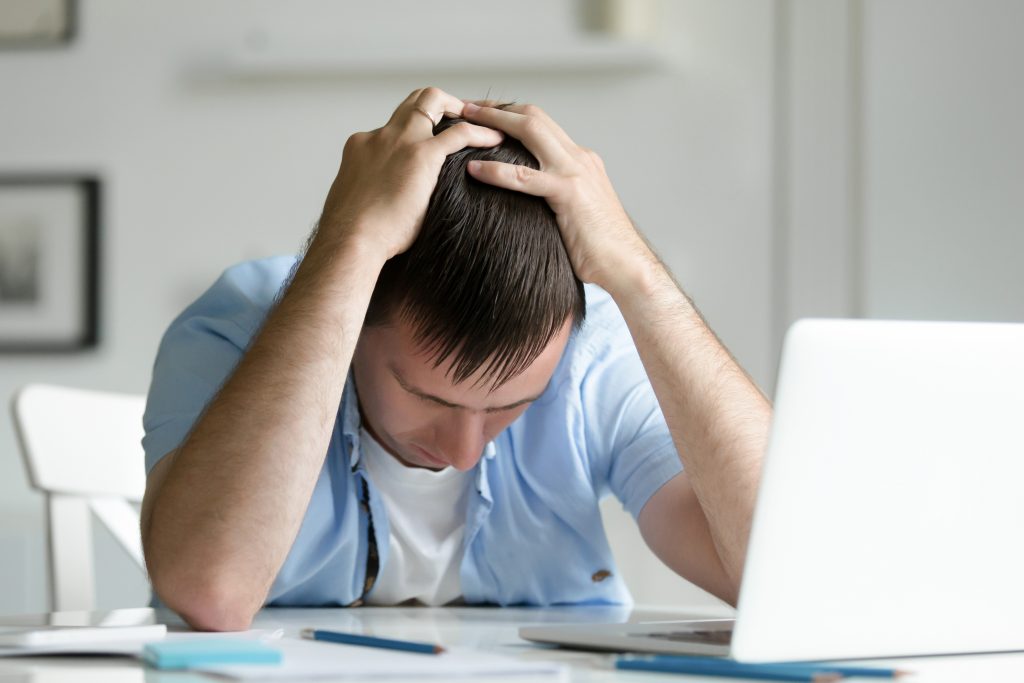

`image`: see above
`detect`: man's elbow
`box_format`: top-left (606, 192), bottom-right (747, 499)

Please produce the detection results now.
top-left (176, 596), bottom-right (257, 633)
top-left (151, 570), bottom-right (261, 632)
top-left (721, 585), bottom-right (741, 610)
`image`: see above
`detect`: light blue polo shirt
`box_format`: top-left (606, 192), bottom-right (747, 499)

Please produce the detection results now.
top-left (143, 256), bottom-right (683, 607)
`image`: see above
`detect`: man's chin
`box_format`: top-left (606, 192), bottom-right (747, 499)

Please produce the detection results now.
top-left (380, 443), bottom-right (422, 469)
top-left (363, 422), bottom-right (439, 469)
top-left (383, 440), bottom-right (447, 471)
top-left (404, 444), bottom-right (449, 470)
top-left (393, 450), bottom-right (427, 469)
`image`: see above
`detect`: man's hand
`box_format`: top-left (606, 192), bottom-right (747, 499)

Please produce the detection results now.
top-left (460, 102), bottom-right (653, 295)
top-left (319, 88), bottom-right (503, 261)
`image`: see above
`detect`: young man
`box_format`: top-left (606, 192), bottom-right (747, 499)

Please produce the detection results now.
top-left (140, 88), bottom-right (770, 631)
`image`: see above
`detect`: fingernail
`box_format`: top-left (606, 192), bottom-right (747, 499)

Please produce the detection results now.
top-left (467, 160), bottom-right (481, 172)
top-left (464, 102), bottom-right (480, 114)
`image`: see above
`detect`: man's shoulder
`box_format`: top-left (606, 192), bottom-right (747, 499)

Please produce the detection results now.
top-left (173, 255), bottom-right (299, 336)
top-left (213, 255), bottom-right (299, 311)
top-left (581, 283), bottom-right (621, 323)
top-left (574, 283), bottom-right (632, 358)
top-left (528, 284), bottom-right (636, 407)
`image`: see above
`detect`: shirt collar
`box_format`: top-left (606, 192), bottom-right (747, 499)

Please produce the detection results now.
top-left (341, 372), bottom-right (364, 470)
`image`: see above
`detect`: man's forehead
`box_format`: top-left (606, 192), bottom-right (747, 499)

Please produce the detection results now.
top-left (388, 313), bottom-right (571, 374)
top-left (375, 317), bottom-right (572, 402)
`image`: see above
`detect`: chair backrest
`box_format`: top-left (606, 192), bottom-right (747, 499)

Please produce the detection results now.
top-left (10, 383), bottom-right (148, 611)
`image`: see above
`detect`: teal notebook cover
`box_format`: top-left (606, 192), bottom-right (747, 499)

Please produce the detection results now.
top-left (142, 639), bottom-right (282, 669)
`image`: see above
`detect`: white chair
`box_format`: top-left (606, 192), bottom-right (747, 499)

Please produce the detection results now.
top-left (10, 383), bottom-right (148, 611)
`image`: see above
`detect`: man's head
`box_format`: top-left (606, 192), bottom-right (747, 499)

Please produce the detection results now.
top-left (353, 113), bottom-right (585, 471)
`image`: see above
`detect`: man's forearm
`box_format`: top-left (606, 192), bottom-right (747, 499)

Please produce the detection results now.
top-left (142, 229), bottom-right (386, 630)
top-left (607, 248), bottom-right (771, 591)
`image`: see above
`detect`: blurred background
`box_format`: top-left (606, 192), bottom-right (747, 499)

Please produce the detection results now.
top-left (0, 0), bottom-right (1021, 614)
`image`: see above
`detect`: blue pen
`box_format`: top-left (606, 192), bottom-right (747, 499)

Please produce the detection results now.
top-left (616, 654), bottom-right (841, 682)
top-left (617, 654), bottom-right (909, 681)
top-left (618, 655), bottom-right (909, 679)
top-left (301, 628), bottom-right (445, 655)
top-left (786, 663), bottom-right (910, 678)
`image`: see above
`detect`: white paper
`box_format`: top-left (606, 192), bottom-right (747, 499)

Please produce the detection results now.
top-left (0, 627), bottom-right (282, 658)
top-left (0, 624), bottom-right (167, 648)
top-left (197, 638), bottom-right (566, 680)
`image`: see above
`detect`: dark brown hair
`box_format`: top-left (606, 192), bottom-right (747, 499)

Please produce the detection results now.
top-left (364, 114), bottom-right (586, 389)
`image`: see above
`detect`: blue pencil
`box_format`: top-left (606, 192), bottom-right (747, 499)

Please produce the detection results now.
top-left (618, 655), bottom-right (909, 679)
top-left (300, 628), bottom-right (445, 655)
top-left (791, 663), bottom-right (909, 678)
top-left (610, 655), bottom-right (909, 679)
top-left (616, 655), bottom-right (841, 682)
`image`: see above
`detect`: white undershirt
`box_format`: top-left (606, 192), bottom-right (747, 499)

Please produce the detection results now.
top-left (361, 428), bottom-right (473, 606)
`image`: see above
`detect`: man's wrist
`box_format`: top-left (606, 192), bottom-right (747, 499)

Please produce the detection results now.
top-left (595, 238), bottom-right (663, 302)
top-left (309, 217), bottom-right (391, 272)
top-left (283, 221), bottom-right (391, 327)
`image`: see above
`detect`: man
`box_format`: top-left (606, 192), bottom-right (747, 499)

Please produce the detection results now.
top-left (140, 88), bottom-right (770, 631)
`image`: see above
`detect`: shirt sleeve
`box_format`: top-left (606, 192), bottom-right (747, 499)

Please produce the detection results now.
top-left (141, 257), bottom-right (294, 474)
top-left (578, 288), bottom-right (684, 520)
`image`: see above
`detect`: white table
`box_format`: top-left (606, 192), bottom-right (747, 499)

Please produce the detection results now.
top-left (1, 604), bottom-right (1022, 681)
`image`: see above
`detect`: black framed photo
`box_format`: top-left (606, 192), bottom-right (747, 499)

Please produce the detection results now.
top-left (0, 0), bottom-right (75, 48)
top-left (0, 177), bottom-right (99, 351)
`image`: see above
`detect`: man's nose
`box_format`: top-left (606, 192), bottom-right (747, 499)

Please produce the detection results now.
top-left (437, 410), bottom-right (486, 471)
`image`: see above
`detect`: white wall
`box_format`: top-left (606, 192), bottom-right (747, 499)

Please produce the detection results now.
top-left (860, 0), bottom-right (1024, 322)
top-left (4, 0), bottom-right (1019, 617)
top-left (780, 0), bottom-right (1024, 331)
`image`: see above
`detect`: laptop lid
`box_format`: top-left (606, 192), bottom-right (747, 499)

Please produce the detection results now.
top-left (732, 318), bottom-right (1024, 662)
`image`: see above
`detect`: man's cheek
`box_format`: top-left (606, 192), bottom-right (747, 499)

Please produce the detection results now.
top-left (385, 400), bottom-right (433, 438)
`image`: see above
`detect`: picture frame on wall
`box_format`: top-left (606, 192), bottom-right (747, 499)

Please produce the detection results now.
top-left (0, 0), bottom-right (75, 49)
top-left (0, 176), bottom-right (99, 351)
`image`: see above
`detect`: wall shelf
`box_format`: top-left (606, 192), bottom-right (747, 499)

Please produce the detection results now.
top-left (204, 37), bottom-right (666, 78)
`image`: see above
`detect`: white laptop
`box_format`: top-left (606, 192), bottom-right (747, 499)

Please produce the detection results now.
top-left (521, 318), bottom-right (1024, 662)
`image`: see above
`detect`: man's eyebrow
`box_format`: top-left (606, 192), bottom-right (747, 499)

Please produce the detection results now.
top-left (388, 366), bottom-right (542, 411)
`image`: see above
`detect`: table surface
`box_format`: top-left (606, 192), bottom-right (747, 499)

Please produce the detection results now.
top-left (1, 604), bottom-right (1023, 682)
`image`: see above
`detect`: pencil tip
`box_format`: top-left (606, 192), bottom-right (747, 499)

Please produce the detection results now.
top-left (812, 675), bottom-right (843, 683)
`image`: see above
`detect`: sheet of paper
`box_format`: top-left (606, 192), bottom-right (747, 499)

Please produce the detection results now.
top-left (196, 638), bottom-right (566, 680)
top-left (0, 628), bottom-right (283, 658)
